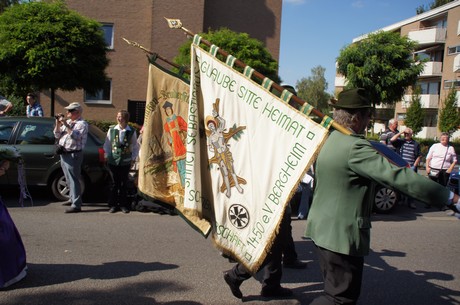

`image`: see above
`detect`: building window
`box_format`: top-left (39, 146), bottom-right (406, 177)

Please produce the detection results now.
top-left (101, 23), bottom-right (114, 49)
top-left (418, 81), bottom-right (439, 94)
top-left (443, 80), bottom-right (460, 89)
top-left (424, 109), bottom-right (438, 127)
top-left (127, 100), bottom-right (146, 125)
top-left (434, 18), bottom-right (447, 28)
top-left (447, 45), bottom-right (460, 55)
top-left (85, 80), bottom-right (112, 104)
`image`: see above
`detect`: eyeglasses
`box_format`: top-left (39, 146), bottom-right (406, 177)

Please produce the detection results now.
top-left (67, 109), bottom-right (77, 113)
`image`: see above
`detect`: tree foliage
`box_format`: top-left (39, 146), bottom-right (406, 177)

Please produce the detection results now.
top-left (174, 28), bottom-right (280, 83)
top-left (416, 0), bottom-right (454, 14)
top-left (336, 31), bottom-right (425, 106)
top-left (0, 1), bottom-right (109, 98)
top-left (0, 0), bottom-right (20, 13)
top-left (404, 86), bottom-right (424, 135)
top-left (439, 87), bottom-right (460, 135)
top-left (295, 65), bottom-right (331, 114)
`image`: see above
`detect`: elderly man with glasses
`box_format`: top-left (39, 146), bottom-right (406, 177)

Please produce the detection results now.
top-left (53, 102), bottom-right (88, 213)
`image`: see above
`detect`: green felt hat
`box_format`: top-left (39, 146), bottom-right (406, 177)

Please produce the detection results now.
top-left (329, 88), bottom-right (372, 109)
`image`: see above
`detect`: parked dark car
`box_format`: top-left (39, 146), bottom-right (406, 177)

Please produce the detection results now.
top-left (0, 116), bottom-right (111, 200)
top-left (369, 141), bottom-right (410, 213)
top-left (448, 168), bottom-right (459, 195)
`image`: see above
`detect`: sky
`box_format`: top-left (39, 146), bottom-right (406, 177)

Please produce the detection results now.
top-left (278, 0), bottom-right (437, 92)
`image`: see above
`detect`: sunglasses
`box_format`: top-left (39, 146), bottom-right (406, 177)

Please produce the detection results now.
top-left (67, 109), bottom-right (78, 113)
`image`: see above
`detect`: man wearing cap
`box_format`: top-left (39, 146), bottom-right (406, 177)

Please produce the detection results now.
top-left (305, 88), bottom-right (460, 305)
top-left (53, 102), bottom-right (88, 213)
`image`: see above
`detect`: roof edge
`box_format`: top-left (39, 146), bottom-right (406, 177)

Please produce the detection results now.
top-left (353, 0), bottom-right (460, 42)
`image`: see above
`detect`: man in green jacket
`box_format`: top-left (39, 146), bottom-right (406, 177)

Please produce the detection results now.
top-left (305, 88), bottom-right (460, 305)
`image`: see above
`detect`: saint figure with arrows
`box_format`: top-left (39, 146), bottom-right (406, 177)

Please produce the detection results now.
top-left (205, 98), bottom-right (246, 198)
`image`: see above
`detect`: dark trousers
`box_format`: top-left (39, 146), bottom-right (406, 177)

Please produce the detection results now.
top-left (108, 164), bottom-right (131, 208)
top-left (311, 245), bottom-right (364, 305)
top-left (282, 205), bottom-right (298, 264)
top-left (227, 209), bottom-right (290, 289)
top-left (429, 170), bottom-right (450, 187)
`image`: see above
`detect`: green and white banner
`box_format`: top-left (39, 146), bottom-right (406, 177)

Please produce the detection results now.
top-left (186, 43), bottom-right (329, 272)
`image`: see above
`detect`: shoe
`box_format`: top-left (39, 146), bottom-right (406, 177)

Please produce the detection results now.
top-left (261, 286), bottom-right (293, 298)
top-left (61, 201), bottom-right (71, 206)
top-left (297, 214), bottom-right (306, 220)
top-left (65, 207), bottom-right (81, 213)
top-left (220, 252), bottom-right (237, 263)
top-left (109, 207), bottom-right (117, 213)
top-left (223, 271), bottom-right (242, 299)
top-left (121, 207), bottom-right (130, 214)
top-left (283, 259), bottom-right (307, 269)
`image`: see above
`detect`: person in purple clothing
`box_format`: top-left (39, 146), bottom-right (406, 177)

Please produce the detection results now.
top-left (0, 156), bottom-right (27, 288)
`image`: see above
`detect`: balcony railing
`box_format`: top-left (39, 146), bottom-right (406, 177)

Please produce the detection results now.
top-left (416, 127), bottom-right (438, 139)
top-left (403, 94), bottom-right (439, 109)
top-left (408, 27), bottom-right (446, 46)
top-left (454, 54), bottom-right (460, 72)
top-left (334, 75), bottom-right (347, 87)
top-left (420, 61), bottom-right (442, 77)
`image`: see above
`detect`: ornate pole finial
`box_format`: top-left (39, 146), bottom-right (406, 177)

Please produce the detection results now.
top-left (164, 17), bottom-right (193, 37)
top-left (165, 18), bottom-right (182, 29)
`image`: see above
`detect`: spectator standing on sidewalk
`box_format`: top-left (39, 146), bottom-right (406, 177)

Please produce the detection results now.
top-left (390, 127), bottom-right (422, 209)
top-left (379, 118), bottom-right (399, 152)
top-left (53, 102), bottom-right (88, 213)
top-left (103, 110), bottom-right (139, 214)
top-left (426, 132), bottom-right (457, 187)
top-left (25, 93), bottom-right (43, 117)
top-left (0, 95), bottom-right (13, 116)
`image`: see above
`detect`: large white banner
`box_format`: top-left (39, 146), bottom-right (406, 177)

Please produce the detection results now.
top-left (186, 43), bottom-right (329, 272)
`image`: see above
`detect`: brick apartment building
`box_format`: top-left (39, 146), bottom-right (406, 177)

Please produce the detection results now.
top-left (37, 0), bottom-right (282, 124)
top-left (335, 1), bottom-right (460, 139)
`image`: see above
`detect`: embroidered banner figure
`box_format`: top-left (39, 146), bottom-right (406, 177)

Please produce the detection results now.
top-left (186, 42), bottom-right (329, 272)
top-left (138, 63), bottom-right (211, 235)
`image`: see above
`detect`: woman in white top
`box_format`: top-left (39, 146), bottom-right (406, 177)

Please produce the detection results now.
top-left (426, 132), bottom-right (458, 186)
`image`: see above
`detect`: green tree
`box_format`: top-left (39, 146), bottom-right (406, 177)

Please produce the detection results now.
top-left (336, 31), bottom-right (425, 106)
top-left (295, 65), bottom-right (331, 114)
top-left (404, 86), bottom-right (424, 135)
top-left (0, 1), bottom-right (109, 115)
top-left (416, 0), bottom-right (454, 14)
top-left (439, 86), bottom-right (460, 135)
top-left (174, 28), bottom-right (280, 83)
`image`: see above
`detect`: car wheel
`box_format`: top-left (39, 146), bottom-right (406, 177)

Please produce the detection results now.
top-left (50, 171), bottom-right (86, 201)
top-left (374, 186), bottom-right (398, 213)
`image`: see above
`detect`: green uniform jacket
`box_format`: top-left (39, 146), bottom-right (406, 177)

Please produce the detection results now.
top-left (305, 131), bottom-right (450, 257)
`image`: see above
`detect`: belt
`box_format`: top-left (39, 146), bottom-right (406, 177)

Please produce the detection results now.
top-left (63, 150), bottom-right (82, 154)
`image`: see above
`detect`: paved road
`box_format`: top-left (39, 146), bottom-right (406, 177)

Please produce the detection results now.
top-left (1, 190), bottom-right (460, 305)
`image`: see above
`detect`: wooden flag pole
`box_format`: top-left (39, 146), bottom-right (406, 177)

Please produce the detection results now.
top-left (122, 37), bottom-right (190, 74)
top-left (164, 18), bottom-right (351, 135)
